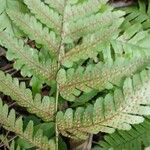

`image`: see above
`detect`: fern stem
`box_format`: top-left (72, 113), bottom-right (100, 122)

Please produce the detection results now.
top-left (55, 0), bottom-right (68, 149)
top-left (55, 88), bottom-right (59, 150)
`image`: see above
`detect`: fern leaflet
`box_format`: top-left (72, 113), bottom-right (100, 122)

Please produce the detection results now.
top-left (94, 117), bottom-right (150, 150)
top-left (0, 99), bottom-right (55, 150)
top-left (0, 71), bottom-right (55, 121)
top-left (57, 69), bottom-right (150, 139)
top-left (0, 31), bottom-right (57, 84)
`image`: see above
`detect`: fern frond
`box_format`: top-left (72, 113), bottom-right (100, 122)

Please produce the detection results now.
top-left (61, 23), bottom-right (122, 67)
top-left (123, 0), bottom-right (150, 30)
top-left (61, 19), bottom-right (150, 67)
top-left (0, 99), bottom-right (55, 150)
top-left (9, 141), bottom-right (23, 150)
top-left (0, 12), bottom-right (14, 34)
top-left (57, 69), bottom-right (150, 139)
top-left (0, 71), bottom-right (55, 121)
top-left (0, 0), bottom-right (26, 35)
top-left (0, 136), bottom-right (22, 150)
top-left (63, 10), bottom-right (124, 42)
top-left (94, 117), bottom-right (150, 150)
top-left (24, 0), bottom-right (62, 33)
top-left (111, 24), bottom-right (149, 58)
top-left (64, 0), bottom-right (108, 22)
top-left (7, 10), bottom-right (59, 57)
top-left (44, 0), bottom-right (65, 15)
top-left (0, 31), bottom-right (58, 83)
top-left (58, 57), bottom-right (150, 101)
top-left (1, 0), bottom-right (150, 147)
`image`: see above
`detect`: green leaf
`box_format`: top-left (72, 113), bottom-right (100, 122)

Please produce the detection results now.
top-left (59, 57), bottom-right (150, 101)
top-left (0, 31), bottom-right (58, 84)
top-left (0, 71), bottom-right (55, 121)
top-left (94, 117), bottom-right (150, 150)
top-left (0, 99), bottom-right (55, 150)
top-left (24, 0), bottom-right (62, 33)
top-left (57, 69), bottom-right (150, 139)
top-left (7, 10), bottom-right (59, 57)
top-left (17, 122), bottom-right (55, 149)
